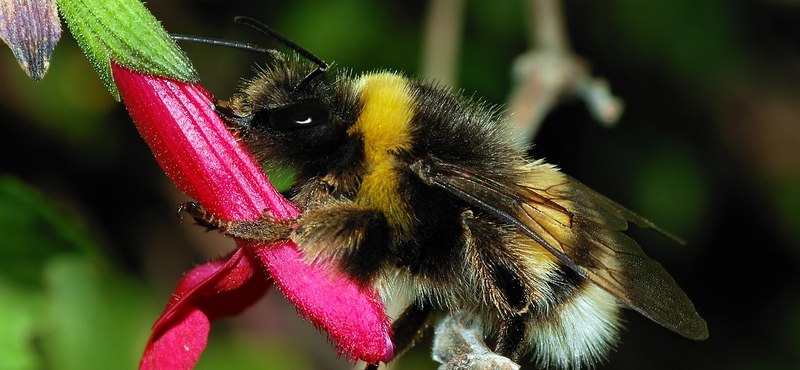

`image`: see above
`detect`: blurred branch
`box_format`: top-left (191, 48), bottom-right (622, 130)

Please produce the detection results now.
top-left (432, 313), bottom-right (520, 370)
top-left (532, 0), bottom-right (569, 52)
top-left (421, 0), bottom-right (465, 86)
top-left (507, 0), bottom-right (624, 147)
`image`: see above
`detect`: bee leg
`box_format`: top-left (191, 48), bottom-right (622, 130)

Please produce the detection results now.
top-left (338, 215), bottom-right (390, 285)
top-left (491, 264), bottom-right (530, 362)
top-left (494, 314), bottom-right (528, 362)
top-left (459, 211), bottom-right (530, 361)
top-left (365, 302), bottom-right (433, 370)
top-left (222, 212), bottom-right (295, 241)
top-left (177, 202), bottom-right (220, 231)
top-left (178, 201), bottom-right (295, 241)
top-left (491, 262), bottom-right (530, 362)
top-left (391, 302), bottom-right (434, 357)
top-left (293, 205), bottom-right (393, 285)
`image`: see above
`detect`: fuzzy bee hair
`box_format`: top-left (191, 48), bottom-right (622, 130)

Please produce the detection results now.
top-left (202, 45), bottom-right (707, 369)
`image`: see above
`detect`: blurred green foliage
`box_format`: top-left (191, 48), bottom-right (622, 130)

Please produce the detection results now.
top-left (0, 46), bottom-right (113, 148)
top-left (1, 0), bottom-right (799, 369)
top-left (0, 176), bottom-right (154, 370)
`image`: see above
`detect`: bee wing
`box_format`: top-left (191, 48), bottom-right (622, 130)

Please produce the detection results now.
top-left (410, 157), bottom-right (709, 340)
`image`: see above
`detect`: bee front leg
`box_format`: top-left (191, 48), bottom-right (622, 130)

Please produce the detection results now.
top-left (178, 201), bottom-right (295, 242)
top-left (177, 202), bottom-right (221, 231)
top-left (294, 204), bottom-right (392, 286)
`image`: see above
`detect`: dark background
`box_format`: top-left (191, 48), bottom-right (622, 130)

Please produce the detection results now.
top-left (1, 1), bottom-right (798, 369)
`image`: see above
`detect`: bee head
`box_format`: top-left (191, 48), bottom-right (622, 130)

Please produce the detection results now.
top-left (221, 53), bottom-right (358, 176)
top-left (195, 17), bottom-right (360, 179)
top-left (172, 17), bottom-right (361, 179)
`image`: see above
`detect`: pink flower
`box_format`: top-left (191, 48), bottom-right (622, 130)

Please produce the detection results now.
top-left (110, 61), bottom-right (394, 370)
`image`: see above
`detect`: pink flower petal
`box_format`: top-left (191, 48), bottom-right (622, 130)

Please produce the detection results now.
top-left (255, 243), bottom-right (393, 363)
top-left (153, 247), bottom-right (269, 330)
top-left (140, 308), bottom-right (209, 370)
top-left (142, 246), bottom-right (271, 370)
top-left (111, 61), bottom-right (292, 220)
top-left (111, 62), bottom-right (394, 363)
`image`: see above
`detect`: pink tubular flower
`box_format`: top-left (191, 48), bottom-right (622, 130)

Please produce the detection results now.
top-left (110, 61), bottom-right (394, 370)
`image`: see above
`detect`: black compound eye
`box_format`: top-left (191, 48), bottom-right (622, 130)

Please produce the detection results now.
top-left (269, 101), bottom-right (332, 130)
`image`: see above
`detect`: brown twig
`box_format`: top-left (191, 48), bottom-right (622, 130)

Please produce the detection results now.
top-left (507, 0), bottom-right (624, 147)
top-left (420, 0), bottom-right (465, 86)
top-left (432, 314), bottom-right (521, 370)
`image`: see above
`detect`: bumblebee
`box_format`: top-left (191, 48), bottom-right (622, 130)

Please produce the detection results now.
top-left (186, 17), bottom-right (708, 369)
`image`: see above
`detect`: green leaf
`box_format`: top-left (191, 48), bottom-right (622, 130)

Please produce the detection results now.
top-left (0, 176), bottom-right (97, 287)
top-left (0, 278), bottom-right (47, 370)
top-left (56, 0), bottom-right (198, 99)
top-left (42, 256), bottom-right (155, 370)
top-left (264, 166), bottom-right (297, 193)
top-left (195, 335), bottom-right (310, 370)
top-left (0, 176), bottom-right (154, 369)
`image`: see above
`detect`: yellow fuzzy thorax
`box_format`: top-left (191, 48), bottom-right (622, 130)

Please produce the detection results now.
top-left (348, 72), bottom-right (416, 231)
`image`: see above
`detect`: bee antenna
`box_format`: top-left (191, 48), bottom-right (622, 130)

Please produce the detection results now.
top-left (234, 16), bottom-right (329, 91)
top-left (170, 34), bottom-right (280, 58)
